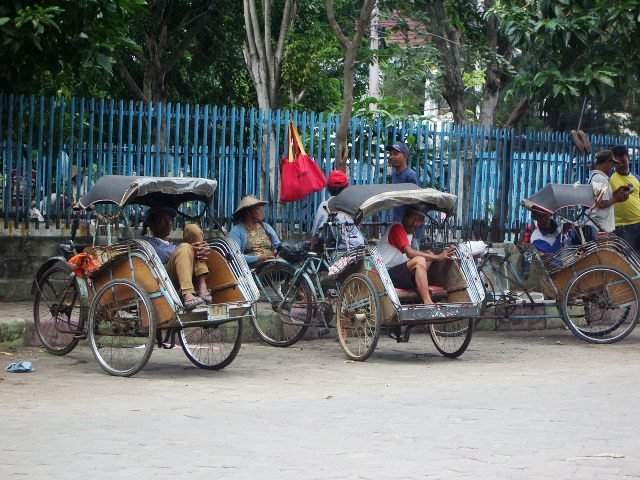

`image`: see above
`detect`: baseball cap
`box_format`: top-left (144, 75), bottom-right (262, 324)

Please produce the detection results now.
top-left (594, 149), bottom-right (620, 165)
top-left (328, 170), bottom-right (349, 188)
top-left (385, 142), bottom-right (410, 156)
top-left (143, 206), bottom-right (177, 224)
top-left (611, 145), bottom-right (628, 157)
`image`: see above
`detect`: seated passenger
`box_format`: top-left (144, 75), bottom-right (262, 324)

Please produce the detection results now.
top-left (142, 206), bottom-right (212, 310)
top-left (230, 195), bottom-right (281, 268)
top-left (310, 170), bottom-right (365, 252)
top-left (377, 207), bottom-right (456, 304)
top-left (531, 210), bottom-right (580, 254)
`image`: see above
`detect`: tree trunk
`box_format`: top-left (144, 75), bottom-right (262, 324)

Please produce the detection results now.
top-left (243, 0), bottom-right (297, 194)
top-left (326, 0), bottom-right (377, 169)
top-left (479, 2), bottom-right (500, 128)
top-left (425, 0), bottom-right (467, 125)
top-left (505, 97), bottom-right (530, 129)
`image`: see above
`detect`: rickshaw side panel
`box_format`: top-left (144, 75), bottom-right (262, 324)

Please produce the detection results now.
top-left (428, 260), bottom-right (471, 301)
top-left (551, 249), bottom-right (637, 295)
top-left (204, 250), bottom-right (244, 304)
top-left (91, 256), bottom-right (175, 327)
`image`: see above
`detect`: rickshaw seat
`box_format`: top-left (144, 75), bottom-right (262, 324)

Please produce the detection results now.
top-left (395, 285), bottom-right (447, 302)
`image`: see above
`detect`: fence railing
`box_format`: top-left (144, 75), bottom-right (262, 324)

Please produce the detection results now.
top-left (1, 92), bottom-right (638, 239)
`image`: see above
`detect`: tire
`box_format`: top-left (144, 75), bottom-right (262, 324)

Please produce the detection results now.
top-left (253, 262), bottom-right (312, 347)
top-left (33, 264), bottom-right (86, 356)
top-left (88, 279), bottom-right (156, 377)
top-left (561, 266), bottom-right (639, 344)
top-left (429, 318), bottom-right (474, 358)
top-left (336, 273), bottom-right (381, 361)
top-left (180, 319), bottom-right (244, 370)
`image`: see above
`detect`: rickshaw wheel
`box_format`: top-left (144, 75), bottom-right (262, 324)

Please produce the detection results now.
top-left (33, 264), bottom-right (86, 356)
top-left (253, 262), bottom-right (311, 347)
top-left (561, 266), bottom-right (640, 344)
top-left (429, 318), bottom-right (474, 358)
top-left (336, 273), bottom-right (381, 361)
top-left (180, 319), bottom-right (244, 370)
top-left (88, 279), bottom-right (156, 377)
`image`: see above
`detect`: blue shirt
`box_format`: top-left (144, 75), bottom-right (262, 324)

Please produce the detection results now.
top-left (229, 222), bottom-right (281, 267)
top-left (392, 167), bottom-right (420, 223)
top-left (141, 236), bottom-right (176, 264)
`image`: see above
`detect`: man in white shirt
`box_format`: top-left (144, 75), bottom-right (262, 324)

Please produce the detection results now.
top-left (587, 150), bottom-right (629, 239)
top-left (376, 207), bottom-right (455, 304)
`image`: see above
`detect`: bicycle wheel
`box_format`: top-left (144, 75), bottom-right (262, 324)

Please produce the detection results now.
top-left (429, 318), bottom-right (474, 358)
top-left (33, 264), bottom-right (86, 355)
top-left (180, 319), bottom-right (244, 370)
top-left (253, 262), bottom-right (312, 347)
top-left (336, 273), bottom-right (381, 361)
top-left (88, 279), bottom-right (156, 377)
top-left (561, 266), bottom-right (639, 344)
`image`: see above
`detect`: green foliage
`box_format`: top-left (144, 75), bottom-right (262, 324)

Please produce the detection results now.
top-left (0, 0), bottom-right (146, 96)
top-left (489, 0), bottom-right (640, 131)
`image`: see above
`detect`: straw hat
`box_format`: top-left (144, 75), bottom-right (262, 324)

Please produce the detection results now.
top-left (233, 195), bottom-right (267, 219)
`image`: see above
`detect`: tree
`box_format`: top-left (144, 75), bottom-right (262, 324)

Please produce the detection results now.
top-left (114, 0), bottom-right (219, 104)
top-left (0, 0), bottom-right (145, 96)
top-left (326, 0), bottom-right (376, 168)
top-left (490, 0), bottom-right (640, 130)
top-left (243, 0), bottom-right (298, 112)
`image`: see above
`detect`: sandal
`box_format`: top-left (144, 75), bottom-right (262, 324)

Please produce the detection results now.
top-left (183, 296), bottom-right (205, 311)
top-left (197, 291), bottom-right (213, 304)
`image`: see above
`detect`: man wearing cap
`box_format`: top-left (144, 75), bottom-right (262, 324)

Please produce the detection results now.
top-left (385, 142), bottom-right (420, 223)
top-left (376, 207), bottom-right (455, 304)
top-left (586, 149), bottom-right (630, 239)
top-left (230, 195), bottom-right (281, 267)
top-left (310, 170), bottom-right (364, 251)
top-left (609, 146), bottom-right (640, 252)
top-left (142, 207), bottom-right (212, 310)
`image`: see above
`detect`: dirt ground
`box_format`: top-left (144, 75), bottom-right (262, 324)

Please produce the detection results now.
top-left (1, 328), bottom-right (640, 479)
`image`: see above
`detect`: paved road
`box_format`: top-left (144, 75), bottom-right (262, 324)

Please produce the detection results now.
top-left (1, 329), bottom-right (639, 479)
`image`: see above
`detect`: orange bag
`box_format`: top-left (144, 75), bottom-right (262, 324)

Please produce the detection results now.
top-left (280, 121), bottom-right (327, 202)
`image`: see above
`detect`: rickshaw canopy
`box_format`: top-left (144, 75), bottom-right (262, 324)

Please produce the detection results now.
top-left (74, 176), bottom-right (218, 211)
top-left (521, 184), bottom-right (596, 214)
top-left (327, 183), bottom-right (457, 224)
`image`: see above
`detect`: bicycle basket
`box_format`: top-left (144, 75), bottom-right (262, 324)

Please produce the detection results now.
top-left (278, 240), bottom-right (310, 264)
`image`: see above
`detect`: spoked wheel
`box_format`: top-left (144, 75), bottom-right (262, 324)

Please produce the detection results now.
top-left (33, 264), bottom-right (87, 355)
top-left (253, 262), bottom-right (312, 347)
top-left (88, 279), bottom-right (156, 377)
top-left (336, 273), bottom-right (381, 361)
top-left (429, 318), bottom-right (474, 358)
top-left (561, 266), bottom-right (640, 344)
top-left (180, 319), bottom-right (244, 370)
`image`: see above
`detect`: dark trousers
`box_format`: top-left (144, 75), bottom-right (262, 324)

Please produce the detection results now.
top-left (613, 222), bottom-right (640, 253)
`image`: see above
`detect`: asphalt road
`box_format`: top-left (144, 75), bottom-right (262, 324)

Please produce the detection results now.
top-left (2, 329), bottom-right (639, 479)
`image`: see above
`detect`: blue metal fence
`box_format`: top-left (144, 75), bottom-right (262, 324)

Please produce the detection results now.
top-left (1, 92), bottom-right (638, 238)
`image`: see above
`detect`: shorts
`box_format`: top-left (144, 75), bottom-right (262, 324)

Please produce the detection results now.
top-left (387, 262), bottom-right (417, 290)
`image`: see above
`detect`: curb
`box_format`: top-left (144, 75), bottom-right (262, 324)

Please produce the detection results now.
top-left (1, 304), bottom-right (566, 347)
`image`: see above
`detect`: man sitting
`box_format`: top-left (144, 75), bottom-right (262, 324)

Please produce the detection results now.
top-left (376, 207), bottom-right (456, 304)
top-left (142, 206), bottom-right (212, 310)
top-left (531, 210), bottom-right (580, 254)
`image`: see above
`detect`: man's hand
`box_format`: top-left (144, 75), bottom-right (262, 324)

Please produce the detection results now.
top-left (613, 186), bottom-right (631, 203)
top-left (438, 246), bottom-right (457, 261)
top-left (258, 254), bottom-right (276, 263)
top-left (191, 241), bottom-right (211, 261)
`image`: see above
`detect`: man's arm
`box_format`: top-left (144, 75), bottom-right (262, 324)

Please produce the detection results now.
top-left (403, 245), bottom-right (456, 262)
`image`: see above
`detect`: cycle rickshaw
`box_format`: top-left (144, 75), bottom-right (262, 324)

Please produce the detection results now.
top-left (254, 183), bottom-right (485, 361)
top-left (32, 175), bottom-right (259, 376)
top-left (517, 183), bottom-right (640, 343)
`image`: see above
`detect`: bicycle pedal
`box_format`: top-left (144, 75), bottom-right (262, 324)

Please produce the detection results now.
top-left (327, 288), bottom-right (338, 298)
